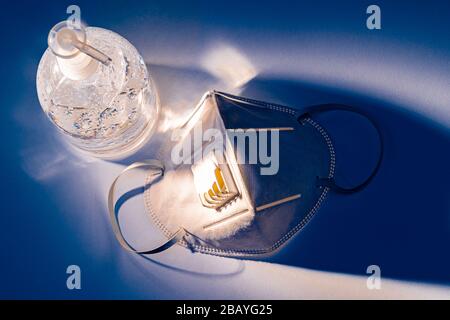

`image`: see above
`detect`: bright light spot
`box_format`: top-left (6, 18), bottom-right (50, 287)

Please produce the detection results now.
top-left (191, 152), bottom-right (238, 210)
top-left (200, 43), bottom-right (258, 88)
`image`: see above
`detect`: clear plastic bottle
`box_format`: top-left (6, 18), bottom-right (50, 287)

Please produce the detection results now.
top-left (36, 21), bottom-right (159, 159)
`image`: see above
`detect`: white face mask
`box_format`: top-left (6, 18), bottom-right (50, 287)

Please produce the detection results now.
top-left (108, 91), bottom-right (383, 257)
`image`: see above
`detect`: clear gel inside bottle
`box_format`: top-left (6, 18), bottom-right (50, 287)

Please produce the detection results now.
top-left (36, 21), bottom-right (159, 159)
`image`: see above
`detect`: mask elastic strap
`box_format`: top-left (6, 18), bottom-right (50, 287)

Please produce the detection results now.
top-left (298, 104), bottom-right (384, 194)
top-left (108, 160), bottom-right (187, 254)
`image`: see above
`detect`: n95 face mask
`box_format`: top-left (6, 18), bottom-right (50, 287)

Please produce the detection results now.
top-left (108, 91), bottom-right (382, 258)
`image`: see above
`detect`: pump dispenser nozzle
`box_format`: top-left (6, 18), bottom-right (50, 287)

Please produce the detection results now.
top-left (48, 21), bottom-right (111, 80)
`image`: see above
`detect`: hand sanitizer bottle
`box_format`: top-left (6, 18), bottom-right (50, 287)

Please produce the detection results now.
top-left (36, 21), bottom-right (159, 159)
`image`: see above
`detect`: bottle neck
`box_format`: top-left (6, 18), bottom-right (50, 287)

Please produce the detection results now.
top-left (57, 52), bottom-right (99, 80)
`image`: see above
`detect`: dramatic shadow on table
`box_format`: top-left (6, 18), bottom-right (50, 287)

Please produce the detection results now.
top-left (117, 64), bottom-right (450, 285)
top-left (241, 76), bottom-right (450, 285)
